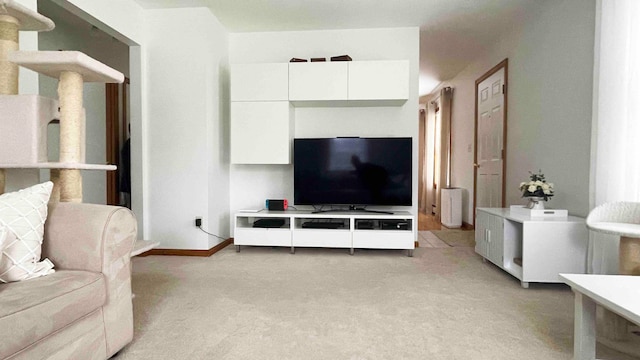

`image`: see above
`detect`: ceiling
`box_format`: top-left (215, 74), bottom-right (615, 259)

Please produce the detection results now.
top-left (134, 0), bottom-right (544, 96)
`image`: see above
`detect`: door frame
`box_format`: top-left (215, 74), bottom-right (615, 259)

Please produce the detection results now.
top-left (105, 78), bottom-right (130, 206)
top-left (473, 58), bottom-right (508, 223)
top-left (106, 83), bottom-right (119, 205)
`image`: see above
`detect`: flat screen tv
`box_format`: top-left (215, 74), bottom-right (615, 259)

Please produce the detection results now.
top-left (294, 137), bottom-right (412, 207)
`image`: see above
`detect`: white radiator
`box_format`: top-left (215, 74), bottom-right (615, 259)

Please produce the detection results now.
top-left (441, 188), bottom-right (462, 228)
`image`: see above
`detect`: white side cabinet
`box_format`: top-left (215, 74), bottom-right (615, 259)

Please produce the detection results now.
top-left (348, 60), bottom-right (409, 100)
top-left (230, 101), bottom-right (293, 164)
top-left (234, 210), bottom-right (415, 256)
top-left (288, 62), bottom-right (349, 101)
top-left (475, 208), bottom-right (588, 288)
top-left (230, 63), bottom-right (288, 101)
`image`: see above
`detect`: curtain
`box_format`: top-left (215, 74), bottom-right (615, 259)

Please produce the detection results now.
top-left (589, 0), bottom-right (640, 274)
top-left (418, 109), bottom-right (427, 213)
top-left (426, 101), bottom-right (437, 214)
top-left (435, 87), bottom-right (453, 220)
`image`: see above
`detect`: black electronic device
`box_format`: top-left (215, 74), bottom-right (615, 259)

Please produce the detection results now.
top-left (253, 218), bottom-right (285, 228)
top-left (266, 199), bottom-right (288, 211)
top-left (294, 137), bottom-right (412, 207)
top-left (355, 220), bottom-right (375, 229)
top-left (380, 220), bottom-right (409, 230)
top-left (301, 221), bottom-right (344, 229)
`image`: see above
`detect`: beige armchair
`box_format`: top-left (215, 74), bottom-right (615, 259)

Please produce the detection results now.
top-left (0, 203), bottom-right (137, 359)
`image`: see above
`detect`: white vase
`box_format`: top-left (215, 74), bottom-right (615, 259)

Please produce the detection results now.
top-left (526, 197), bottom-right (545, 210)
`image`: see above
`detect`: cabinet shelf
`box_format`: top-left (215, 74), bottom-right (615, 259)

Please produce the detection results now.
top-left (0, 162), bottom-right (116, 170)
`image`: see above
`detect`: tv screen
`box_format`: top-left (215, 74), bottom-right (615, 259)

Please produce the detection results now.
top-left (294, 137), bottom-right (412, 206)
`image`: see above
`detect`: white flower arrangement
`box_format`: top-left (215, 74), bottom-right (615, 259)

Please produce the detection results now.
top-left (519, 170), bottom-right (554, 201)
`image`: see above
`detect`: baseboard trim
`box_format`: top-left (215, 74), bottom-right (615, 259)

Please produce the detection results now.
top-left (461, 222), bottom-right (475, 230)
top-left (141, 238), bottom-right (233, 257)
top-left (414, 240), bottom-right (419, 248)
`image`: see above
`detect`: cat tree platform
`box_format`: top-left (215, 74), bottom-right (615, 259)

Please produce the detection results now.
top-left (585, 201), bottom-right (640, 358)
top-left (2, 50), bottom-right (123, 202)
top-left (0, 163), bottom-right (116, 170)
top-left (0, 0), bottom-right (55, 31)
top-left (587, 202), bottom-right (640, 275)
top-left (8, 51), bottom-right (124, 83)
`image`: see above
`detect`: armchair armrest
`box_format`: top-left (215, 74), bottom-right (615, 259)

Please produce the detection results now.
top-left (43, 202), bottom-right (136, 271)
top-left (42, 202), bottom-right (137, 357)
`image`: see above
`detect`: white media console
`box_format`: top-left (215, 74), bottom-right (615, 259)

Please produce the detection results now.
top-left (234, 210), bottom-right (416, 256)
top-left (475, 207), bottom-right (588, 288)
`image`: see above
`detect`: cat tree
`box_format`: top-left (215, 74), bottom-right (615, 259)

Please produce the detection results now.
top-left (0, 0), bottom-right (123, 202)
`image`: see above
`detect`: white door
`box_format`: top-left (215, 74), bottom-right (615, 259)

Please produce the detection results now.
top-left (475, 64), bottom-right (506, 209)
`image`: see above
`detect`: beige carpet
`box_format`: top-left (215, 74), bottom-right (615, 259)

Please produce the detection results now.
top-left (117, 246), bottom-right (638, 360)
top-left (431, 229), bottom-right (476, 247)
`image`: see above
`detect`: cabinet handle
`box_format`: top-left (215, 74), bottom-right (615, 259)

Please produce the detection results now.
top-left (486, 229), bottom-right (491, 243)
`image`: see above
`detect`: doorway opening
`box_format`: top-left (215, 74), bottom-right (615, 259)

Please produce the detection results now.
top-left (106, 78), bottom-right (130, 207)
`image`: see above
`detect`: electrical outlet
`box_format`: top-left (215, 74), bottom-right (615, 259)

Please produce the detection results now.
top-left (195, 217), bottom-right (202, 227)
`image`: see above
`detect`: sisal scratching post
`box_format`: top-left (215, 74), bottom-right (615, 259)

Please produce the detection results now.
top-left (0, 169), bottom-right (5, 194)
top-left (49, 169), bottom-right (60, 203)
top-left (57, 70), bottom-right (84, 202)
top-left (0, 15), bottom-right (19, 195)
top-left (0, 15), bottom-right (19, 95)
top-left (620, 236), bottom-right (640, 275)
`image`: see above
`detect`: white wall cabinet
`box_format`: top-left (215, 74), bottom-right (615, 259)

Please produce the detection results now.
top-left (475, 208), bottom-right (588, 288)
top-left (230, 60), bottom-right (409, 163)
top-left (230, 63), bottom-right (288, 101)
top-left (348, 60), bottom-right (409, 100)
top-left (230, 101), bottom-right (293, 164)
top-left (288, 61), bottom-right (409, 103)
top-left (288, 62), bottom-right (348, 101)
top-left (234, 210), bottom-right (415, 256)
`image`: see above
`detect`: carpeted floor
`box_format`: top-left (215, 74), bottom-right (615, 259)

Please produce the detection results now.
top-left (117, 245), bottom-right (638, 360)
top-left (431, 229), bottom-right (475, 247)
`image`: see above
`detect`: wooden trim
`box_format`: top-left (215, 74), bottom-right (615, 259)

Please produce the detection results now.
top-left (140, 238), bottom-right (233, 257)
top-left (415, 240), bottom-right (419, 248)
top-left (105, 83), bottom-right (119, 205)
top-left (121, 78), bottom-right (130, 141)
top-left (473, 58), bottom-right (508, 225)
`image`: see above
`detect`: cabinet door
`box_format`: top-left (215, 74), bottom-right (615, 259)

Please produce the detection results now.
top-left (475, 211), bottom-right (489, 258)
top-left (485, 213), bottom-right (504, 266)
top-left (348, 60), bottom-right (409, 100)
top-left (231, 101), bottom-right (292, 164)
top-left (231, 63), bottom-right (288, 101)
top-left (475, 210), bottom-right (504, 266)
top-left (289, 62), bottom-right (348, 101)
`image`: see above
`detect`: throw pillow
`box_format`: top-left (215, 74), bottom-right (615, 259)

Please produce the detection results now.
top-left (0, 227), bottom-right (7, 270)
top-left (0, 181), bottom-right (55, 283)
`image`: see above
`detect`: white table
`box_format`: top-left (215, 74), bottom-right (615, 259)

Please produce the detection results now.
top-left (560, 274), bottom-right (640, 360)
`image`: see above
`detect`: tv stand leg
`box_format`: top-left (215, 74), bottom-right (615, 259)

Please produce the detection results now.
top-left (350, 248), bottom-right (354, 256)
top-left (408, 249), bottom-right (414, 257)
top-left (290, 246), bottom-right (295, 254)
top-left (235, 245), bottom-right (240, 252)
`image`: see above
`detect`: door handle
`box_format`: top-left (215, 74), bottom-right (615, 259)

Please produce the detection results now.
top-left (474, 163), bottom-right (480, 168)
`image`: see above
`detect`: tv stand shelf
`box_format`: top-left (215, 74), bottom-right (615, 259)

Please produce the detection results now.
top-left (234, 210), bottom-right (415, 256)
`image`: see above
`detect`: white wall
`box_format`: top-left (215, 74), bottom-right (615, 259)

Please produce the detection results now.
top-left (440, 0), bottom-right (596, 223)
top-left (51, 0), bottom-right (144, 46)
top-left (229, 28), bottom-right (420, 233)
top-left (145, 8), bottom-right (230, 250)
